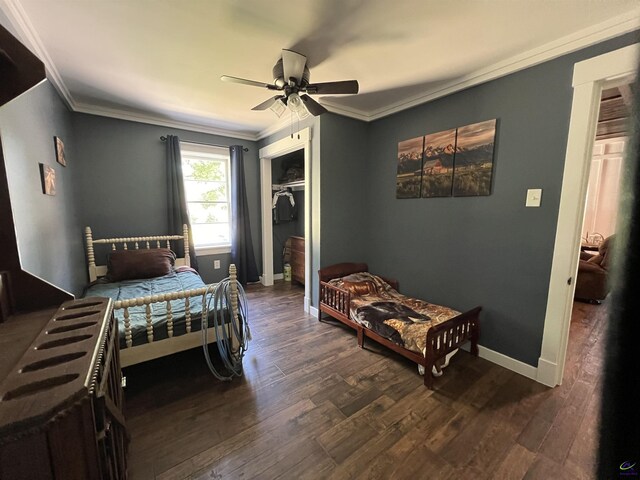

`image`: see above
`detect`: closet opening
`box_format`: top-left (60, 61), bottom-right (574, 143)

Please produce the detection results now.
top-left (271, 149), bottom-right (305, 288)
top-left (259, 127), bottom-right (312, 312)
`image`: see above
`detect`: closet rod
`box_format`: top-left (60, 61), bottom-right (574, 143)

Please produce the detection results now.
top-left (160, 136), bottom-right (248, 152)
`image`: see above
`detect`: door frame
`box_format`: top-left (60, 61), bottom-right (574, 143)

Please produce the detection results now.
top-left (537, 43), bottom-right (638, 387)
top-left (259, 127), bottom-right (312, 312)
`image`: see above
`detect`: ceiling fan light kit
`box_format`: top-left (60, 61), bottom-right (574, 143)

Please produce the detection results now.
top-left (222, 49), bottom-right (359, 119)
top-left (269, 98), bottom-right (287, 118)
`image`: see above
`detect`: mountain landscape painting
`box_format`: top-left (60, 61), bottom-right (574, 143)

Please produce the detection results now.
top-left (452, 119), bottom-right (497, 196)
top-left (396, 136), bottom-right (424, 198)
top-left (421, 128), bottom-right (456, 197)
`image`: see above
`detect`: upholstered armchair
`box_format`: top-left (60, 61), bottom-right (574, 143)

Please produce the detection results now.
top-left (574, 235), bottom-right (615, 302)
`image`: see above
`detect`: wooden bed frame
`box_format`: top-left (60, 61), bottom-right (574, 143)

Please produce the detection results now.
top-left (318, 263), bottom-right (481, 389)
top-left (85, 225), bottom-right (239, 367)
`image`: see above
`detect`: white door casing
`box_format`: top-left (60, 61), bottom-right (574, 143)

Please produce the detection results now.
top-left (537, 44), bottom-right (638, 387)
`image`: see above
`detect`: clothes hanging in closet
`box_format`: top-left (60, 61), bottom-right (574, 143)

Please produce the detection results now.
top-left (272, 190), bottom-right (298, 224)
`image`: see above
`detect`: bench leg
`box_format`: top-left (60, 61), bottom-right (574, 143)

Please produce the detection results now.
top-left (357, 327), bottom-right (364, 348)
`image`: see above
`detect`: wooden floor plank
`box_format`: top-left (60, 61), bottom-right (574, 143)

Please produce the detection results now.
top-left (124, 284), bottom-right (606, 479)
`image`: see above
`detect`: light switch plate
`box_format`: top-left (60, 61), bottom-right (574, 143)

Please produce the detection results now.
top-left (526, 188), bottom-right (542, 207)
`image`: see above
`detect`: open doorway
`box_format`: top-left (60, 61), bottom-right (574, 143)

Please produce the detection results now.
top-left (538, 43), bottom-right (638, 388)
top-left (564, 84), bottom-right (632, 384)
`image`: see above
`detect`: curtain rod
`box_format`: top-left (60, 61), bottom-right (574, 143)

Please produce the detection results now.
top-left (160, 136), bottom-right (248, 152)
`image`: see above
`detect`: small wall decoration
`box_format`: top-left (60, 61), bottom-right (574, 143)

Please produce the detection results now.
top-left (39, 163), bottom-right (56, 195)
top-left (396, 136), bottom-right (424, 199)
top-left (452, 119), bottom-right (497, 196)
top-left (54, 136), bottom-right (66, 167)
top-left (396, 118), bottom-right (497, 199)
top-left (421, 129), bottom-right (456, 198)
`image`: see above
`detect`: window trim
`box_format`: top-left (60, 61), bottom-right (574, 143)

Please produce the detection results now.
top-left (195, 245), bottom-right (231, 256)
top-left (180, 142), bottom-right (232, 251)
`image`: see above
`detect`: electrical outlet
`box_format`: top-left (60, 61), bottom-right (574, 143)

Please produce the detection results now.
top-left (214, 260), bottom-right (221, 269)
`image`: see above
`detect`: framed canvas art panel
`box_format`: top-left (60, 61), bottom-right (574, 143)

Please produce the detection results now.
top-left (396, 136), bottom-right (424, 199)
top-left (421, 128), bottom-right (456, 197)
top-left (452, 119), bottom-right (497, 196)
top-left (40, 163), bottom-right (56, 195)
top-left (54, 136), bottom-right (66, 167)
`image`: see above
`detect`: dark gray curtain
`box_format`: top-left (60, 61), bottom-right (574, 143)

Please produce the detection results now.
top-left (230, 145), bottom-right (259, 285)
top-left (166, 135), bottom-right (198, 269)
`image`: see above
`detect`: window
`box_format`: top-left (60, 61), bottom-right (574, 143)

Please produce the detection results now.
top-left (180, 142), bottom-right (231, 254)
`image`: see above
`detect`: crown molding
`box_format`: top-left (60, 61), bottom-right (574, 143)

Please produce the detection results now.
top-left (256, 115), bottom-right (296, 141)
top-left (268, 8), bottom-right (640, 130)
top-left (322, 102), bottom-right (370, 121)
top-left (362, 8), bottom-right (640, 122)
top-left (74, 103), bottom-right (259, 141)
top-left (2, 0), bottom-right (638, 139)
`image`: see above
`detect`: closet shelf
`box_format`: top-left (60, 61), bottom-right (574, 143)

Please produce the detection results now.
top-left (272, 179), bottom-right (305, 190)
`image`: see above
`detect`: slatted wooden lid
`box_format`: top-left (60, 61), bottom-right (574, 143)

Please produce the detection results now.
top-left (0, 297), bottom-right (112, 443)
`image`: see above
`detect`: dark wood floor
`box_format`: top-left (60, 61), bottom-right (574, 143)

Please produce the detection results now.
top-left (124, 282), bottom-right (606, 479)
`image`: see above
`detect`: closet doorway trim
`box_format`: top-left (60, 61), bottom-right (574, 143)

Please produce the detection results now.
top-left (259, 128), bottom-right (311, 312)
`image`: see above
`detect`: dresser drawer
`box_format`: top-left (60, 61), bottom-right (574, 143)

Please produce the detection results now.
top-left (291, 250), bottom-right (305, 267)
top-left (288, 236), bottom-right (305, 285)
top-left (290, 236), bottom-right (304, 252)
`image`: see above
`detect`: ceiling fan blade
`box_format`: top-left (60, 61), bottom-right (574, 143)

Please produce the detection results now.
top-left (306, 80), bottom-right (359, 95)
top-left (251, 95), bottom-right (285, 111)
top-left (300, 94), bottom-right (328, 116)
top-left (282, 49), bottom-right (307, 84)
top-left (221, 75), bottom-right (271, 89)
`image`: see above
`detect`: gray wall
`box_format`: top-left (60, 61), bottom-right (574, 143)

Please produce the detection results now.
top-left (0, 81), bottom-right (86, 295)
top-left (361, 32), bottom-right (639, 366)
top-left (72, 113), bottom-right (259, 284)
top-left (319, 114), bottom-right (369, 267)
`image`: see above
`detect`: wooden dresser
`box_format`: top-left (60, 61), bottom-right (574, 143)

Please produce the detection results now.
top-left (289, 236), bottom-right (305, 285)
top-left (0, 297), bottom-right (128, 479)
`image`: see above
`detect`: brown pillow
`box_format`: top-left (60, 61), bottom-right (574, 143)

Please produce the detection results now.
top-left (107, 248), bottom-right (176, 281)
top-left (342, 280), bottom-right (377, 296)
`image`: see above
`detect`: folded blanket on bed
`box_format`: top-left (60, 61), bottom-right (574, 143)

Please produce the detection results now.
top-left (329, 272), bottom-right (460, 355)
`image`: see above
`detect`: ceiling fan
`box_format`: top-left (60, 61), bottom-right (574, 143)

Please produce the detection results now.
top-left (221, 49), bottom-right (359, 118)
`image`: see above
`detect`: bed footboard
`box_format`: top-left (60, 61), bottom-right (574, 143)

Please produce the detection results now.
top-left (424, 306), bottom-right (481, 388)
top-left (112, 265), bottom-right (239, 367)
top-left (319, 281), bottom-right (351, 320)
top-left (114, 286), bottom-right (210, 348)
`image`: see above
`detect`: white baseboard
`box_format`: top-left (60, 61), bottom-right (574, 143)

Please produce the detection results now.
top-left (309, 305), bottom-right (319, 318)
top-left (304, 296), bottom-right (311, 313)
top-left (536, 357), bottom-right (559, 387)
top-left (477, 345), bottom-right (538, 381)
top-left (460, 343), bottom-right (538, 381)
top-left (259, 274), bottom-right (283, 285)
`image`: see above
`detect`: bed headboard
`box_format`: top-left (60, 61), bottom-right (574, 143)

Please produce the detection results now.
top-left (84, 225), bottom-right (191, 282)
top-left (318, 262), bottom-right (368, 283)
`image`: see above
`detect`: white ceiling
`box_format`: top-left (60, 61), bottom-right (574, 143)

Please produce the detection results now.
top-left (2, 0), bottom-right (639, 140)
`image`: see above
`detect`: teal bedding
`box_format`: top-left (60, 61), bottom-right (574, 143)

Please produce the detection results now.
top-left (84, 269), bottom-right (223, 348)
